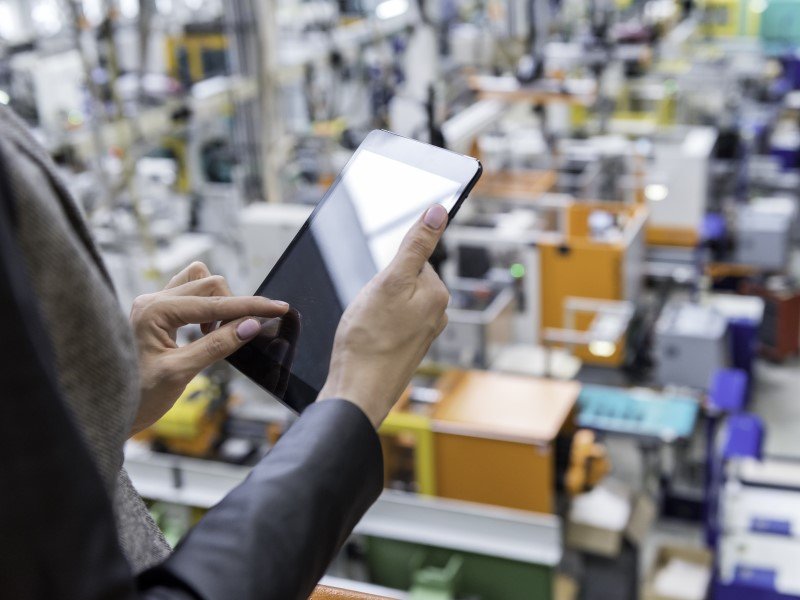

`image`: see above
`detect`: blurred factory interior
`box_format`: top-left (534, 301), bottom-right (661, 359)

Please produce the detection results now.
top-left (3, 0), bottom-right (800, 598)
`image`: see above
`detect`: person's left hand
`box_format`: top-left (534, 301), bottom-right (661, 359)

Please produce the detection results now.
top-left (129, 261), bottom-right (289, 436)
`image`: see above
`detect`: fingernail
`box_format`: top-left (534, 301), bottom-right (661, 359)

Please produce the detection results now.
top-left (236, 318), bottom-right (261, 341)
top-left (257, 316), bottom-right (281, 338)
top-left (423, 204), bottom-right (448, 229)
top-left (273, 300), bottom-right (289, 309)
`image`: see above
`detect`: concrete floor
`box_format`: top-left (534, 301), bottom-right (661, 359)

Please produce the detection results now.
top-left (751, 356), bottom-right (800, 457)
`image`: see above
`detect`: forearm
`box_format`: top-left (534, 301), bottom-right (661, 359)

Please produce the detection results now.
top-left (141, 399), bottom-right (383, 600)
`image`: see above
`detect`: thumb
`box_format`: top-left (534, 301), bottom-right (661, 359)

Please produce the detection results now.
top-left (389, 204), bottom-right (448, 277)
top-left (176, 317), bottom-right (263, 373)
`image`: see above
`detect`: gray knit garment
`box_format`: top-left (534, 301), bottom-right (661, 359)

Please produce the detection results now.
top-left (0, 105), bottom-right (171, 572)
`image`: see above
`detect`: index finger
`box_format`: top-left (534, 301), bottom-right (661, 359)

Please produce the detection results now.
top-left (165, 261), bottom-right (212, 290)
top-left (157, 295), bottom-right (289, 327)
top-left (388, 204), bottom-right (448, 278)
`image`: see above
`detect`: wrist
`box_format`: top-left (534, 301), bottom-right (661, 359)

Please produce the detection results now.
top-left (318, 383), bottom-right (383, 430)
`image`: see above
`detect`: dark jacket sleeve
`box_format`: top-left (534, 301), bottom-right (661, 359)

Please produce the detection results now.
top-left (141, 399), bottom-right (384, 600)
top-left (0, 155), bottom-right (384, 599)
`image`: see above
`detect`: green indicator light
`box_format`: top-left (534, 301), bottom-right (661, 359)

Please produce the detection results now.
top-left (510, 263), bottom-right (526, 279)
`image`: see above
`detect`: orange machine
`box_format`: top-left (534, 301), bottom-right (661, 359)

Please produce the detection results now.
top-left (430, 370), bottom-right (580, 514)
top-left (539, 201), bottom-right (647, 367)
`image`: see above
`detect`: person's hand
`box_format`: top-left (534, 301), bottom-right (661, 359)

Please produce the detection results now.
top-left (129, 262), bottom-right (289, 436)
top-left (318, 204), bottom-right (451, 428)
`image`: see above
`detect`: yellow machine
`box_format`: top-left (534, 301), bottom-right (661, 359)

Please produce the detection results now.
top-left (564, 430), bottom-right (612, 497)
top-left (380, 410), bottom-right (437, 496)
top-left (166, 27), bottom-right (229, 86)
top-left (141, 375), bottom-right (227, 457)
top-left (378, 385), bottom-right (437, 496)
top-left (150, 133), bottom-right (190, 193)
top-left (381, 370), bottom-right (580, 514)
top-left (611, 79), bottom-right (677, 135)
top-left (697, 0), bottom-right (762, 38)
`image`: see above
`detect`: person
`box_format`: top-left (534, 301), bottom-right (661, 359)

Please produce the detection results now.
top-left (0, 103), bottom-right (450, 599)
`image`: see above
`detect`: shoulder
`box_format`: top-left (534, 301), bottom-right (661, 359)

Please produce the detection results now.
top-left (0, 105), bottom-right (49, 158)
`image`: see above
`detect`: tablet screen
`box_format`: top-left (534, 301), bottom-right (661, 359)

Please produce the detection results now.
top-left (228, 134), bottom-right (479, 412)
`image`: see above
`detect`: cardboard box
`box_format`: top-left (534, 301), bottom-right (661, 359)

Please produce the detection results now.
top-left (642, 545), bottom-right (713, 600)
top-left (565, 481), bottom-right (656, 558)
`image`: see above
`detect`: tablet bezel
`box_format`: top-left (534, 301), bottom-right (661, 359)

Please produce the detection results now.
top-left (229, 130), bottom-right (483, 413)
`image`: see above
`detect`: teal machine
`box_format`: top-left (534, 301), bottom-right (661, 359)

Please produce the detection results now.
top-left (761, 0), bottom-right (800, 49)
top-left (353, 492), bottom-right (562, 600)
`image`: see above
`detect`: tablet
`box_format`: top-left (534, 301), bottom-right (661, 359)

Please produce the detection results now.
top-left (227, 130), bottom-right (482, 413)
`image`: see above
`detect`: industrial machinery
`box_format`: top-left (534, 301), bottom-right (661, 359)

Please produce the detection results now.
top-left (166, 23), bottom-right (229, 87)
top-left (239, 202), bottom-right (314, 294)
top-left (442, 196), bottom-right (647, 368)
top-left (734, 199), bottom-right (796, 272)
top-left (740, 278), bottom-right (800, 362)
top-left (760, 0), bottom-right (800, 49)
top-left (576, 385), bottom-right (700, 443)
top-left (442, 208), bottom-right (546, 345)
top-left (645, 127), bottom-right (718, 247)
top-left (538, 201), bottom-right (647, 367)
top-left (379, 369), bottom-right (580, 513)
top-left (432, 279), bottom-right (517, 369)
top-left (138, 375), bottom-right (228, 458)
top-left (610, 78), bottom-right (677, 136)
top-left (6, 49), bottom-right (85, 134)
top-left (654, 302), bottom-right (730, 390)
top-left (697, 0), bottom-right (762, 39)
top-left (565, 430), bottom-right (612, 497)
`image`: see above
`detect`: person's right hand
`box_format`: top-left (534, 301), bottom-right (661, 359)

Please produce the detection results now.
top-left (318, 204), bottom-right (451, 428)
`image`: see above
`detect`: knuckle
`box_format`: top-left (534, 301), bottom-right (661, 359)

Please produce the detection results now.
top-left (431, 317), bottom-right (448, 340)
top-left (421, 278), bottom-right (449, 310)
top-left (155, 357), bottom-right (186, 386)
top-left (435, 286), bottom-right (450, 310)
top-left (426, 318), bottom-right (441, 337)
top-left (130, 294), bottom-right (154, 320)
top-left (204, 333), bottom-right (229, 361)
top-left (188, 261), bottom-right (210, 280)
top-left (379, 271), bottom-right (408, 295)
top-left (207, 295), bottom-right (225, 310)
top-left (207, 275), bottom-right (227, 294)
top-left (406, 236), bottom-right (431, 260)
